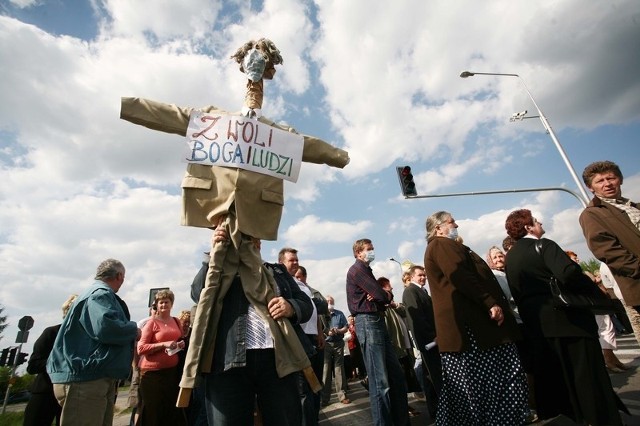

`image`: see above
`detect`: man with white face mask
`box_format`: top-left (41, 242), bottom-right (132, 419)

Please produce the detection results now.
top-left (346, 239), bottom-right (410, 426)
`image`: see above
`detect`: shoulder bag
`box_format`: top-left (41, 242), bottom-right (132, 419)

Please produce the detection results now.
top-left (534, 241), bottom-right (622, 315)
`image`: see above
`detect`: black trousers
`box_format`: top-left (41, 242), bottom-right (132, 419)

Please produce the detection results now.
top-left (24, 391), bottom-right (61, 426)
top-left (531, 335), bottom-right (625, 425)
top-left (299, 334), bottom-right (323, 426)
top-left (138, 366), bottom-right (187, 426)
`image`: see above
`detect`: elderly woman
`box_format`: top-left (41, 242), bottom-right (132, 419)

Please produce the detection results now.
top-left (485, 246), bottom-right (519, 316)
top-left (137, 289), bottom-right (187, 426)
top-left (486, 245), bottom-right (539, 422)
top-left (504, 209), bottom-right (625, 425)
top-left (424, 211), bottom-right (527, 425)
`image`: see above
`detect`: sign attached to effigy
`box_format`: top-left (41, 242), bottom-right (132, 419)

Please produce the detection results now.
top-left (184, 112), bottom-right (304, 182)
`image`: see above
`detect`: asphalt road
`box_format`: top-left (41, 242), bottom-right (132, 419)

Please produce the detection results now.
top-left (14, 332), bottom-right (632, 425)
top-left (110, 334), bottom-right (640, 425)
top-left (319, 333), bottom-right (640, 425)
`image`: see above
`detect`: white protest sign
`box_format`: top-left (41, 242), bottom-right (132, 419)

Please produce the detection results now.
top-left (183, 111), bottom-right (304, 182)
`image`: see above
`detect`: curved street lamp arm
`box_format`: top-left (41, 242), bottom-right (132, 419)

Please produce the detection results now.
top-left (459, 71), bottom-right (591, 205)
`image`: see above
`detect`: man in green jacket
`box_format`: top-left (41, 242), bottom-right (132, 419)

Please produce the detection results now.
top-left (47, 259), bottom-right (139, 426)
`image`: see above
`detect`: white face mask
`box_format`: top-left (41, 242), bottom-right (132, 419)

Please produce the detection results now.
top-left (242, 48), bottom-right (267, 82)
top-left (327, 304), bottom-right (334, 311)
top-left (364, 250), bottom-right (376, 263)
top-left (447, 227), bottom-right (458, 240)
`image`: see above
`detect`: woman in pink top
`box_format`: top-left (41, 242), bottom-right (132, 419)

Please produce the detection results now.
top-left (137, 289), bottom-right (187, 425)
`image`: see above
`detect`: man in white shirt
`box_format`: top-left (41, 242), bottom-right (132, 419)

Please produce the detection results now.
top-left (279, 248), bottom-right (327, 425)
top-left (600, 262), bottom-right (640, 346)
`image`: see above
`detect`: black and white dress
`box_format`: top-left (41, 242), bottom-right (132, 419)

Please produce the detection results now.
top-left (436, 328), bottom-right (528, 426)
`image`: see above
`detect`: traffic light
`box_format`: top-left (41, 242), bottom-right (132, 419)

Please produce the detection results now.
top-left (396, 166), bottom-right (417, 196)
top-left (7, 347), bottom-right (17, 366)
top-left (0, 348), bottom-right (8, 367)
top-left (16, 352), bottom-right (28, 366)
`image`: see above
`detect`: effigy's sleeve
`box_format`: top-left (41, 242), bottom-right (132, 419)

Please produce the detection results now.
top-left (301, 133), bottom-right (350, 168)
top-left (120, 97), bottom-right (193, 136)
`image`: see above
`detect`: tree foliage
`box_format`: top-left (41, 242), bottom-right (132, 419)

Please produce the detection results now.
top-left (0, 305), bottom-right (8, 343)
top-left (0, 367), bottom-right (34, 395)
top-left (579, 258), bottom-right (601, 275)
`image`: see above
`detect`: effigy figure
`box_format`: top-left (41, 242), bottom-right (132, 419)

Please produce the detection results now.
top-left (120, 38), bottom-right (349, 405)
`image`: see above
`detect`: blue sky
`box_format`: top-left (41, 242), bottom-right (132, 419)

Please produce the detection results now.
top-left (1, 0), bottom-right (639, 359)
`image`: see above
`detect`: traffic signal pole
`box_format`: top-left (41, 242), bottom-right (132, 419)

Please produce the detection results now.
top-left (2, 315), bottom-right (33, 414)
top-left (399, 186), bottom-right (587, 207)
top-left (393, 165), bottom-right (587, 208)
top-left (2, 343), bottom-right (23, 414)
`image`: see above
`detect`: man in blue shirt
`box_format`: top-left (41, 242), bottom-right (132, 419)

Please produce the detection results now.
top-left (321, 295), bottom-right (350, 406)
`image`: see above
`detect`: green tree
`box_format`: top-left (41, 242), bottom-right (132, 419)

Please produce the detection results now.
top-left (579, 258), bottom-right (601, 275)
top-left (0, 366), bottom-right (11, 395)
top-left (0, 305), bottom-right (8, 343)
top-left (0, 367), bottom-right (34, 397)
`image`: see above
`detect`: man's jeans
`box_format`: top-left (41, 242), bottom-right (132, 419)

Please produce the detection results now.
top-left (355, 313), bottom-right (410, 426)
top-left (205, 349), bottom-right (301, 426)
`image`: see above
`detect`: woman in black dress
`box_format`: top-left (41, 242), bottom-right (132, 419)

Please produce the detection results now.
top-left (504, 208), bottom-right (625, 425)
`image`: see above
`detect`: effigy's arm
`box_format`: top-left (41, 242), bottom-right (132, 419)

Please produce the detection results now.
top-left (261, 118), bottom-right (349, 169)
top-left (120, 97), bottom-right (222, 136)
top-left (120, 97), bottom-right (191, 135)
top-left (301, 133), bottom-right (350, 169)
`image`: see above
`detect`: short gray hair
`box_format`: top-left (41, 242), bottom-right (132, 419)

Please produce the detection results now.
top-left (95, 259), bottom-right (125, 281)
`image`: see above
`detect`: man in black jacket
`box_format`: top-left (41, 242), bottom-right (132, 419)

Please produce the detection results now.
top-left (24, 295), bottom-right (77, 426)
top-left (402, 265), bottom-right (442, 416)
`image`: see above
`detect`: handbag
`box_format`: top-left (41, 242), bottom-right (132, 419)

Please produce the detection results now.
top-left (534, 241), bottom-right (622, 315)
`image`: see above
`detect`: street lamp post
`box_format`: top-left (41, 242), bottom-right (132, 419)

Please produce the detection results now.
top-left (389, 257), bottom-right (403, 272)
top-left (460, 71), bottom-right (591, 205)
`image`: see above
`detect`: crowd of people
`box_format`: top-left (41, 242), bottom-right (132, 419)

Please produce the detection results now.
top-left (21, 160), bottom-right (638, 426)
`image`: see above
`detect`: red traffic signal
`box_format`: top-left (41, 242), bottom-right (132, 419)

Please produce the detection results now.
top-left (396, 166), bottom-right (417, 197)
